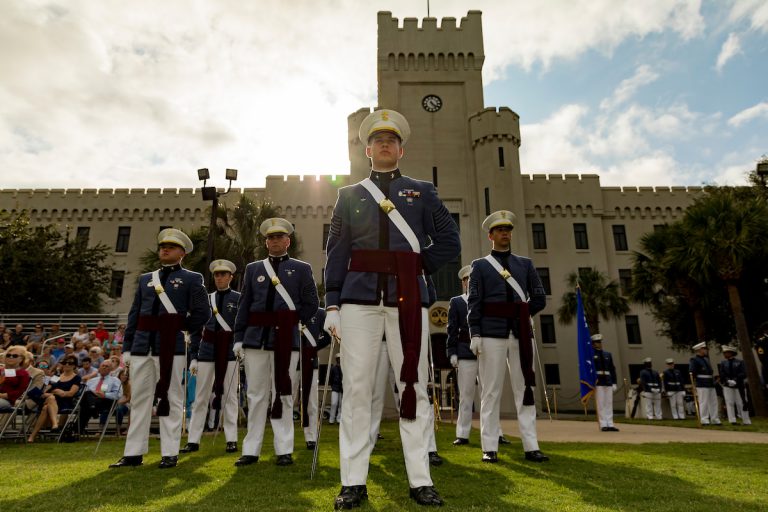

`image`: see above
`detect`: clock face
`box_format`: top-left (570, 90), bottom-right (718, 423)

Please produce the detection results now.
top-left (422, 94), bottom-right (442, 113)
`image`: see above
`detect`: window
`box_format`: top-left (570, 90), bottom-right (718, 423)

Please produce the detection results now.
top-left (484, 188), bottom-right (490, 216)
top-left (76, 226), bottom-right (90, 246)
top-left (626, 315), bottom-right (642, 344)
top-left (432, 166), bottom-right (438, 187)
top-left (109, 271), bottom-right (125, 299)
top-left (537, 268), bottom-right (551, 295)
top-left (115, 226), bottom-right (131, 253)
top-left (619, 269), bottom-right (632, 296)
top-left (498, 147), bottom-right (505, 168)
top-left (433, 213), bottom-right (462, 300)
top-left (322, 224), bottom-right (331, 250)
top-left (539, 315), bottom-right (556, 344)
top-left (532, 223), bottom-right (547, 250)
top-left (544, 364), bottom-right (561, 386)
top-left (612, 225), bottom-right (628, 251)
top-left (653, 224), bottom-right (666, 233)
top-left (573, 223), bottom-right (589, 250)
top-left (578, 267), bottom-right (592, 278)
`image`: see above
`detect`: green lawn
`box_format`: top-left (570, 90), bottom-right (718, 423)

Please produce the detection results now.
top-left (1, 420), bottom-right (767, 511)
top-left (564, 414), bottom-right (768, 433)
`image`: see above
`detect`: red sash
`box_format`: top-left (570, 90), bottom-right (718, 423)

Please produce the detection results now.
top-left (202, 329), bottom-right (234, 410)
top-left (349, 249), bottom-right (423, 420)
top-left (483, 302), bottom-right (536, 406)
top-left (248, 310), bottom-right (299, 419)
top-left (137, 314), bottom-right (185, 416)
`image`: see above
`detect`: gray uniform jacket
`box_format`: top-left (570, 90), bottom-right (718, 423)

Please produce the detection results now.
top-left (689, 355), bottom-right (715, 388)
top-left (189, 288), bottom-right (240, 362)
top-left (446, 295), bottom-right (475, 360)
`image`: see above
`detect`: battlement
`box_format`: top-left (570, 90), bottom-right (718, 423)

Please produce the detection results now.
top-left (469, 107), bottom-right (521, 147)
top-left (378, 11), bottom-right (484, 71)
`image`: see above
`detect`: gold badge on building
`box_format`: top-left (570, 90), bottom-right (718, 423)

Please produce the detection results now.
top-left (429, 306), bottom-right (448, 327)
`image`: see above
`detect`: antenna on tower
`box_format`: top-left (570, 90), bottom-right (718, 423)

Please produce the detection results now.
top-left (427, 0), bottom-right (430, 17)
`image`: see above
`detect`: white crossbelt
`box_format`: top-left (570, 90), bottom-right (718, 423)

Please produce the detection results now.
top-left (151, 270), bottom-right (179, 315)
top-left (262, 258), bottom-right (315, 346)
top-left (483, 255), bottom-right (528, 301)
top-left (208, 292), bottom-right (232, 332)
top-left (360, 178), bottom-right (421, 254)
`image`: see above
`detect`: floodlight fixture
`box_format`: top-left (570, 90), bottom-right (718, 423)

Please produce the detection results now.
top-left (197, 168), bottom-right (210, 181)
top-left (225, 168), bottom-right (238, 181)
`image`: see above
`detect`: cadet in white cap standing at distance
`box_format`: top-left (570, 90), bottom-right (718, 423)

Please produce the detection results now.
top-left (324, 109), bottom-right (460, 509)
top-left (233, 218), bottom-right (318, 467)
top-left (689, 341), bottom-right (722, 425)
top-left (181, 259), bottom-right (241, 455)
top-left (110, 228), bottom-right (210, 469)
top-left (662, 358), bottom-right (686, 420)
top-left (467, 211), bottom-right (549, 464)
top-left (591, 334), bottom-right (619, 431)
top-left (718, 345), bottom-right (752, 425)
top-left (639, 357), bottom-right (662, 420)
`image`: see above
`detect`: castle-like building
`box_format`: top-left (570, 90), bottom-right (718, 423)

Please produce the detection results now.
top-left (1, 11), bottom-right (700, 412)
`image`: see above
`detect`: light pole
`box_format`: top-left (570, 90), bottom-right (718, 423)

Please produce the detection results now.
top-left (197, 168), bottom-right (238, 289)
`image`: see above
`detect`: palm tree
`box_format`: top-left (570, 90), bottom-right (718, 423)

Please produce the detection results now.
top-left (557, 268), bottom-right (630, 334)
top-left (670, 187), bottom-right (768, 415)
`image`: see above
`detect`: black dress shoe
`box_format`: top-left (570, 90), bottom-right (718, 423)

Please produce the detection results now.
top-left (158, 456), bottom-right (178, 469)
top-left (180, 442), bottom-right (199, 453)
top-left (334, 485), bottom-right (368, 510)
top-left (306, 441), bottom-right (316, 450)
top-left (482, 451), bottom-right (498, 463)
top-left (428, 451), bottom-right (443, 466)
top-left (601, 426), bottom-right (610, 432)
top-left (452, 437), bottom-right (469, 446)
top-left (409, 486), bottom-right (444, 506)
top-left (498, 435), bottom-right (511, 445)
top-left (109, 456), bottom-right (143, 468)
top-left (226, 442), bottom-right (238, 453)
top-left (276, 454), bottom-right (293, 466)
top-left (234, 455), bottom-right (259, 466)
top-left (524, 450), bottom-right (549, 462)
top-left (606, 426), bottom-right (620, 432)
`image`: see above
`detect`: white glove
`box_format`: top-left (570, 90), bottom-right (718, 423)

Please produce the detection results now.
top-left (727, 379), bottom-right (736, 387)
top-left (450, 355), bottom-right (458, 368)
top-left (233, 342), bottom-right (244, 360)
top-left (122, 352), bottom-right (131, 366)
top-left (324, 309), bottom-right (341, 339)
top-left (189, 359), bottom-right (198, 375)
top-left (612, 384), bottom-right (617, 392)
top-left (470, 337), bottom-right (482, 356)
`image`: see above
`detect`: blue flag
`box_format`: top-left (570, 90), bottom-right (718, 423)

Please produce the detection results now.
top-left (576, 288), bottom-right (596, 404)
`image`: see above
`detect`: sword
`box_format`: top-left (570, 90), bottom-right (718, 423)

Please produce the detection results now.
top-left (689, 372), bottom-right (702, 425)
top-left (94, 393), bottom-right (120, 455)
top-left (311, 333), bottom-right (338, 480)
top-left (182, 331), bottom-right (191, 434)
top-left (427, 335), bottom-right (441, 430)
top-left (530, 319), bottom-right (553, 421)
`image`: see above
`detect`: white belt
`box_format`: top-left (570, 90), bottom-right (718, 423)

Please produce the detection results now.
top-left (209, 292), bottom-right (232, 332)
top-left (697, 374), bottom-right (713, 379)
top-left (596, 371), bottom-right (610, 375)
top-left (483, 255), bottom-right (527, 301)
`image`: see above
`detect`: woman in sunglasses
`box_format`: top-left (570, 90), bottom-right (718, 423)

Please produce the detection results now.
top-left (0, 347), bottom-right (32, 409)
top-left (28, 355), bottom-right (81, 442)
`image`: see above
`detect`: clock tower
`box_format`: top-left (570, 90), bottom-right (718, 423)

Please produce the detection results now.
top-left (347, 10), bottom-right (528, 295)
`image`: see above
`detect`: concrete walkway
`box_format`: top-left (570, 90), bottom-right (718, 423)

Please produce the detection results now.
top-left (465, 418), bottom-right (768, 444)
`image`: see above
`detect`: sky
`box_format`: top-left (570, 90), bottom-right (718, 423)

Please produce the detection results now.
top-left (1, 0), bottom-right (766, 190)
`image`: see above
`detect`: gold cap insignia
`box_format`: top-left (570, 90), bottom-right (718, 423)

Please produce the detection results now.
top-left (381, 111), bottom-right (389, 121)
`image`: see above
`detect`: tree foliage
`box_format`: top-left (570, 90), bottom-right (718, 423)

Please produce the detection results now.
top-left (557, 267), bottom-right (630, 334)
top-left (0, 212), bottom-right (112, 313)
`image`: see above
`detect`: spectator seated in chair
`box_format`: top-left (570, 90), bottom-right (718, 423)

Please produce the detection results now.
top-left (0, 347), bottom-right (32, 409)
top-left (27, 355), bottom-right (81, 443)
top-left (79, 361), bottom-right (122, 432)
top-left (21, 349), bottom-right (46, 412)
top-left (78, 357), bottom-right (99, 383)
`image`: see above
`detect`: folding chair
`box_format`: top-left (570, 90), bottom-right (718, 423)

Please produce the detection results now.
top-left (56, 387), bottom-right (86, 443)
top-left (0, 381), bottom-right (35, 442)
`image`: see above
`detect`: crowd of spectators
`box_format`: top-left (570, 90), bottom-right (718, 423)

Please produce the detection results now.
top-left (0, 321), bottom-right (130, 441)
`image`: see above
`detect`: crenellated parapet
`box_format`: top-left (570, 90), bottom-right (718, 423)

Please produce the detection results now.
top-left (377, 10), bottom-right (484, 72)
top-left (469, 107), bottom-right (521, 147)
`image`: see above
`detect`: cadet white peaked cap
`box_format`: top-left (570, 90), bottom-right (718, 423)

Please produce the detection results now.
top-left (210, 259), bottom-right (236, 274)
top-left (458, 265), bottom-right (471, 280)
top-left (359, 109), bottom-right (411, 145)
top-left (692, 341), bottom-right (707, 351)
top-left (722, 345), bottom-right (738, 353)
top-left (482, 210), bottom-right (515, 232)
top-left (665, 358), bottom-right (674, 364)
top-left (260, 218), bottom-right (294, 237)
top-left (643, 357), bottom-right (652, 363)
top-left (158, 228), bottom-right (194, 253)
top-left (590, 334), bottom-right (603, 342)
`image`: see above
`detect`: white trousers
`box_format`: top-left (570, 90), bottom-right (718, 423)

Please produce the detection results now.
top-left (123, 355), bottom-right (184, 457)
top-left (370, 341), bottom-right (391, 447)
top-left (722, 387), bottom-right (751, 425)
top-left (456, 359), bottom-right (479, 439)
top-left (696, 387), bottom-right (721, 424)
top-left (242, 349), bottom-right (299, 457)
top-left (479, 335), bottom-right (539, 453)
top-left (339, 303), bottom-right (432, 488)
top-left (187, 361), bottom-right (238, 443)
top-left (292, 367), bottom-right (320, 442)
top-left (595, 386), bottom-right (615, 427)
top-left (642, 392), bottom-right (662, 419)
top-left (667, 391), bottom-right (686, 419)
top-left (330, 392), bottom-right (343, 423)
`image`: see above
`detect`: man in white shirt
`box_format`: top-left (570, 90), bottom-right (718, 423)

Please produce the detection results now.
top-left (79, 361), bottom-right (122, 431)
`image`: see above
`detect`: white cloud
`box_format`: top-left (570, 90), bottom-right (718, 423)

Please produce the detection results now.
top-left (728, 0), bottom-right (768, 33)
top-left (715, 32), bottom-right (741, 72)
top-left (728, 102), bottom-right (768, 127)
top-left (600, 65), bottom-right (659, 110)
